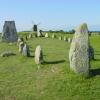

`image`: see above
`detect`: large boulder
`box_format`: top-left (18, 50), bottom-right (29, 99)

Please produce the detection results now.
top-left (1, 21), bottom-right (18, 42)
top-left (35, 45), bottom-right (43, 64)
top-left (69, 23), bottom-right (90, 74)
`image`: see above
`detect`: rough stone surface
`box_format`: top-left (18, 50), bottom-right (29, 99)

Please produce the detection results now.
top-left (17, 37), bottom-right (24, 42)
top-left (69, 23), bottom-right (90, 74)
top-left (45, 33), bottom-right (49, 38)
top-left (64, 36), bottom-right (67, 41)
top-left (28, 33), bottom-right (33, 38)
top-left (1, 21), bottom-right (18, 42)
top-left (0, 51), bottom-right (16, 57)
top-left (35, 45), bottom-right (43, 64)
top-left (37, 30), bottom-right (43, 37)
top-left (59, 36), bottom-right (62, 40)
top-left (22, 44), bottom-right (30, 57)
top-left (19, 42), bottom-right (24, 53)
top-left (52, 34), bottom-right (56, 39)
top-left (68, 38), bottom-right (72, 43)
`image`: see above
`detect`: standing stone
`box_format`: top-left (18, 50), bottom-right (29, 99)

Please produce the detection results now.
top-left (33, 24), bottom-right (43, 37)
top-left (37, 30), bottom-right (43, 37)
top-left (35, 45), bottom-right (43, 64)
top-left (28, 33), bottom-right (33, 38)
top-left (1, 21), bottom-right (18, 42)
top-left (17, 37), bottom-right (24, 43)
top-left (45, 33), bottom-right (49, 38)
top-left (59, 36), bottom-right (62, 40)
top-left (68, 38), bottom-right (72, 43)
top-left (19, 42), bottom-right (24, 53)
top-left (52, 34), bottom-right (56, 39)
top-left (22, 44), bottom-right (30, 57)
top-left (64, 36), bottom-right (67, 41)
top-left (69, 23), bottom-right (90, 74)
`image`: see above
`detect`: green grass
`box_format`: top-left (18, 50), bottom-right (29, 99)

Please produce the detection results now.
top-left (0, 34), bottom-right (100, 100)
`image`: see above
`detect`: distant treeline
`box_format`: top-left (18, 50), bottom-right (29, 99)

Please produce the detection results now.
top-left (18, 30), bottom-right (100, 34)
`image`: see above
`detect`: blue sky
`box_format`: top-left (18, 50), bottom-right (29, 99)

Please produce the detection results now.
top-left (0, 0), bottom-right (100, 32)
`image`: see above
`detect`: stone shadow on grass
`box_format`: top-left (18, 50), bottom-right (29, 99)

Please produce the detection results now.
top-left (93, 58), bottom-right (100, 61)
top-left (43, 60), bottom-right (65, 64)
top-left (29, 55), bottom-right (34, 58)
top-left (90, 68), bottom-right (100, 76)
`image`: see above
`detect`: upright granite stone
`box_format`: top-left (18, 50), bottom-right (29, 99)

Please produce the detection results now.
top-left (1, 21), bottom-right (18, 42)
top-left (22, 44), bottom-right (30, 57)
top-left (45, 33), bottom-right (49, 38)
top-left (17, 37), bottom-right (24, 43)
top-left (68, 38), bottom-right (72, 43)
top-left (59, 36), bottom-right (62, 40)
top-left (52, 34), bottom-right (56, 39)
top-left (19, 42), bottom-right (24, 53)
top-left (69, 23), bottom-right (90, 74)
top-left (35, 45), bottom-right (43, 64)
top-left (64, 36), bottom-right (67, 41)
top-left (28, 33), bottom-right (33, 38)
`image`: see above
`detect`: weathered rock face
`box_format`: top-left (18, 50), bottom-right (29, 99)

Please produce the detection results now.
top-left (35, 45), bottom-right (43, 64)
top-left (28, 33), bottom-right (33, 38)
top-left (52, 34), bottom-right (56, 39)
top-left (1, 21), bottom-right (18, 42)
top-left (37, 30), bottom-right (43, 37)
top-left (22, 44), bottom-right (30, 57)
top-left (68, 38), bottom-right (72, 43)
top-left (59, 36), bottom-right (62, 40)
top-left (19, 42), bottom-right (24, 53)
top-left (17, 37), bottom-right (24, 43)
top-left (69, 23), bottom-right (90, 74)
top-left (64, 36), bottom-right (67, 41)
top-left (45, 33), bottom-right (49, 38)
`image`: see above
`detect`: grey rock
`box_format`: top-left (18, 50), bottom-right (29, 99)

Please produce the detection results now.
top-left (64, 36), bottom-right (67, 41)
top-left (22, 44), bottom-right (30, 57)
top-left (59, 36), bottom-right (62, 40)
top-left (45, 33), bottom-right (49, 38)
top-left (68, 38), bottom-right (72, 43)
top-left (28, 33), bottom-right (33, 38)
top-left (35, 45), bottom-right (43, 64)
top-left (1, 21), bottom-right (18, 42)
top-left (19, 42), bottom-right (24, 53)
top-left (17, 37), bottom-right (24, 42)
top-left (52, 34), bottom-right (56, 39)
top-left (0, 51), bottom-right (16, 57)
top-left (69, 23), bottom-right (90, 74)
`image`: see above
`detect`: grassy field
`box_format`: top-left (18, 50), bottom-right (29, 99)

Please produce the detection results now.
top-left (0, 33), bottom-right (100, 100)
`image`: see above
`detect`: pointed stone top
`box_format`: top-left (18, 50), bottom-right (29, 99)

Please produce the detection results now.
top-left (36, 45), bottom-right (41, 49)
top-left (75, 23), bottom-right (88, 35)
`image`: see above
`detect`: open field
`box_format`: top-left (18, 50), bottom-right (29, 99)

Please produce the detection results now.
top-left (0, 33), bottom-right (100, 100)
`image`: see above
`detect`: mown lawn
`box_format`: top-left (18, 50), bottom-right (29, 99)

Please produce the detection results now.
top-left (0, 33), bottom-right (100, 100)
